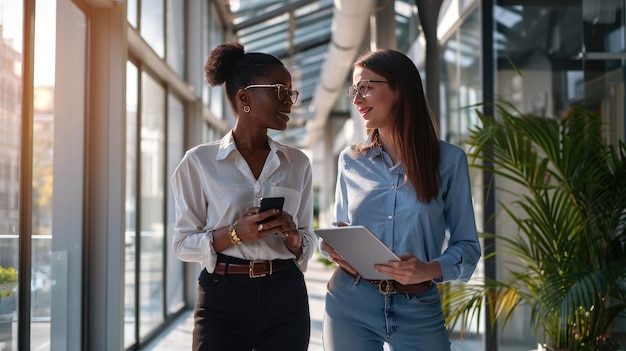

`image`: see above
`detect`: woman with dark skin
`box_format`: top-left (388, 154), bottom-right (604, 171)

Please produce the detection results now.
top-left (171, 42), bottom-right (315, 351)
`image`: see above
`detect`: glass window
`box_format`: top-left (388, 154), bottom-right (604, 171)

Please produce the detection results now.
top-left (395, 0), bottom-right (420, 53)
top-left (139, 71), bottom-right (165, 338)
top-left (140, 0), bottom-right (165, 58)
top-left (30, 0), bottom-right (57, 348)
top-left (127, 0), bottom-right (138, 28)
top-left (2, 0), bottom-right (88, 349)
top-left (203, 1), bottom-right (225, 118)
top-left (494, 1), bottom-right (626, 348)
top-left (204, 123), bottom-right (220, 143)
top-left (166, 93), bottom-right (185, 315)
top-left (124, 61), bottom-right (139, 349)
top-left (201, 1), bottom-right (211, 105)
top-left (495, 1), bottom-right (625, 142)
top-left (166, 0), bottom-right (185, 77)
top-left (48, 1), bottom-right (87, 349)
top-left (495, 3), bottom-right (584, 114)
top-left (441, 10), bottom-right (481, 145)
top-left (0, 0), bottom-right (22, 349)
top-left (583, 0), bottom-right (625, 53)
top-left (494, 3), bottom-right (584, 350)
top-left (439, 8), bottom-right (485, 351)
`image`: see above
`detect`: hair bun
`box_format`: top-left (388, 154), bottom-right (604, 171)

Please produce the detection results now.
top-left (204, 42), bottom-right (245, 86)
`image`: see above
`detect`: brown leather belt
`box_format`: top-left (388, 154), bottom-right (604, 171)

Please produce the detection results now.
top-left (213, 259), bottom-right (295, 278)
top-left (343, 268), bottom-right (433, 295)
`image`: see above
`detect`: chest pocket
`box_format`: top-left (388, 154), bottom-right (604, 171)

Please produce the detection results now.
top-left (267, 186), bottom-right (301, 220)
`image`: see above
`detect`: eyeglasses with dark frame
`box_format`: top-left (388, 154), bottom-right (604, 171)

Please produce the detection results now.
top-left (243, 84), bottom-right (299, 104)
top-left (346, 79), bottom-right (390, 100)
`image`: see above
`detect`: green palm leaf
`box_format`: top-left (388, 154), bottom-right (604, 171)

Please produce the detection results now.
top-left (442, 100), bottom-right (626, 351)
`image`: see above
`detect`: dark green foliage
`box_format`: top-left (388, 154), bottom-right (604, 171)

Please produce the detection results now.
top-left (442, 100), bottom-right (626, 351)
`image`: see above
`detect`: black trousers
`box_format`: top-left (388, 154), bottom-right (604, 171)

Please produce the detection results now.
top-left (192, 258), bottom-right (310, 351)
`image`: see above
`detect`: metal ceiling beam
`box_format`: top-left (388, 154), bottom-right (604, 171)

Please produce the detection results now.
top-left (304, 0), bottom-right (377, 147)
top-left (233, 0), bottom-right (321, 31)
top-left (415, 0), bottom-right (443, 125)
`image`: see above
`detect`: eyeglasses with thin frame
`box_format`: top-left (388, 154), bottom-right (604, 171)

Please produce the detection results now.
top-left (243, 83), bottom-right (299, 104)
top-left (346, 79), bottom-right (389, 100)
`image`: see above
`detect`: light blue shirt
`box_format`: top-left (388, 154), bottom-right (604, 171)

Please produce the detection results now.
top-left (333, 140), bottom-right (481, 283)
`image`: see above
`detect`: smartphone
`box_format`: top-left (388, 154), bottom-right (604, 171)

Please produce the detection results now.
top-left (259, 197), bottom-right (285, 213)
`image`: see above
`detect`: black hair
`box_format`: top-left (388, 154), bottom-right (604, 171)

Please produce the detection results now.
top-left (204, 42), bottom-right (284, 112)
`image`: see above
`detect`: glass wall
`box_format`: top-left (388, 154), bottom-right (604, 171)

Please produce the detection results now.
top-left (0, 0), bottom-right (87, 350)
top-left (48, 1), bottom-right (87, 349)
top-left (494, 1), bottom-right (626, 347)
top-left (124, 0), bottom-right (227, 348)
top-left (440, 7), bottom-right (481, 146)
top-left (439, 5), bottom-right (486, 351)
top-left (204, 1), bottom-right (226, 119)
top-left (139, 0), bottom-right (165, 58)
top-left (438, 1), bottom-right (626, 350)
top-left (395, 0), bottom-right (420, 53)
top-left (124, 61), bottom-right (139, 348)
top-left (495, 0), bottom-right (625, 135)
top-left (4, 0), bottom-right (226, 349)
top-left (138, 71), bottom-right (166, 339)
top-left (166, 0), bottom-right (186, 78)
top-left (31, 2), bottom-right (56, 347)
top-left (0, 1), bottom-right (23, 349)
top-left (166, 94), bottom-right (185, 315)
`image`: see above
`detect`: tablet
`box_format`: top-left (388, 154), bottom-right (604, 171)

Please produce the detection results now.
top-left (315, 226), bottom-right (400, 280)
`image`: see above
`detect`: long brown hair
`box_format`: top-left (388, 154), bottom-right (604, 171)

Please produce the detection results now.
top-left (353, 49), bottom-right (440, 203)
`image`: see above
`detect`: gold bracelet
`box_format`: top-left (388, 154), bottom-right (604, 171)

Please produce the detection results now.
top-left (229, 220), bottom-right (242, 245)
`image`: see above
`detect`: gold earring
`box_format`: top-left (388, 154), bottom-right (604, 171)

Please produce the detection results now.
top-left (243, 106), bottom-right (251, 113)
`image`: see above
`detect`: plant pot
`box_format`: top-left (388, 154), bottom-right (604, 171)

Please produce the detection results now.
top-left (0, 282), bottom-right (17, 298)
top-left (529, 344), bottom-right (545, 351)
top-left (0, 295), bottom-right (15, 316)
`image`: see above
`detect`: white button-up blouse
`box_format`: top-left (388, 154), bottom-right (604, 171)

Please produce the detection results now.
top-left (170, 130), bottom-right (315, 273)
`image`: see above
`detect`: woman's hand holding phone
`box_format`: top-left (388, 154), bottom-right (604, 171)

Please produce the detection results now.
top-left (259, 197), bottom-right (285, 214)
top-left (258, 197), bottom-right (301, 255)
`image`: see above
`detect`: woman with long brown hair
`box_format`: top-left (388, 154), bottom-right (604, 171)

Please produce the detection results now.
top-left (321, 48), bottom-right (481, 351)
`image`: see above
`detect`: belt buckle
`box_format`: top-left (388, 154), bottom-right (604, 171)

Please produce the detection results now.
top-left (378, 280), bottom-right (394, 296)
top-left (249, 260), bottom-right (271, 278)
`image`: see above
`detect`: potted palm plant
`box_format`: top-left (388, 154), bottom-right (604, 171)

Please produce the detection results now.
top-left (442, 99), bottom-right (626, 351)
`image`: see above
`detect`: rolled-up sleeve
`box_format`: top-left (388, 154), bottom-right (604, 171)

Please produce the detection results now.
top-left (170, 152), bottom-right (212, 264)
top-left (293, 160), bottom-right (316, 271)
top-left (170, 133), bottom-right (316, 272)
top-left (329, 141), bottom-right (481, 284)
top-left (434, 150), bottom-right (481, 282)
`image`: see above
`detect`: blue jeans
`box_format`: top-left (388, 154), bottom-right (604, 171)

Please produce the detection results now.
top-left (323, 268), bottom-right (450, 351)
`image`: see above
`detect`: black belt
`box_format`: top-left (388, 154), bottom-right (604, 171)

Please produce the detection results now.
top-left (342, 268), bottom-right (433, 295)
top-left (213, 256), bottom-right (295, 278)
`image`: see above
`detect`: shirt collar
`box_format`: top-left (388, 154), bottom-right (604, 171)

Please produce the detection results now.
top-left (216, 129), bottom-right (292, 163)
top-left (363, 134), bottom-right (383, 159)
top-left (362, 135), bottom-right (401, 172)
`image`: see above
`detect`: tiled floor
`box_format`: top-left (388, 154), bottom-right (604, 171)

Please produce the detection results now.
top-left (143, 254), bottom-right (335, 351)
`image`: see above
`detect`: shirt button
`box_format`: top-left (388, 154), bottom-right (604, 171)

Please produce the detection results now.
top-left (387, 215), bottom-right (393, 220)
